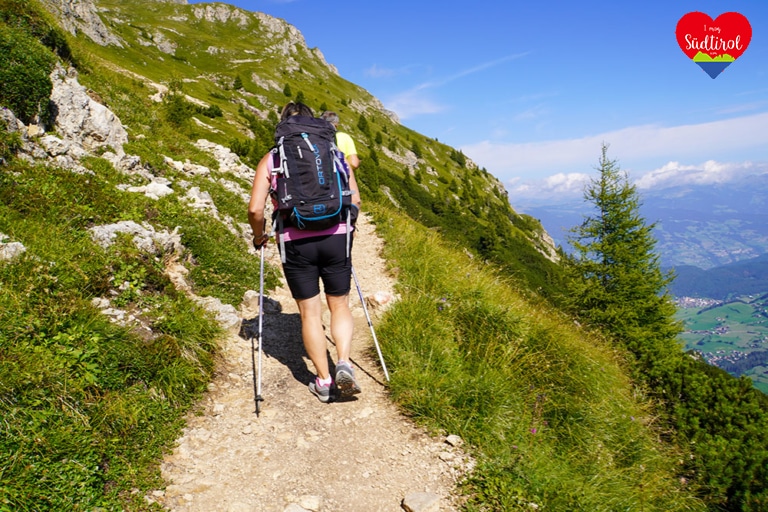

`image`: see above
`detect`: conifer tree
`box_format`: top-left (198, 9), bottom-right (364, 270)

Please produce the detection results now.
top-left (566, 145), bottom-right (768, 510)
top-left (565, 144), bottom-right (681, 380)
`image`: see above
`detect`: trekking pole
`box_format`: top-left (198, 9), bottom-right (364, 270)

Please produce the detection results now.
top-left (351, 265), bottom-right (390, 382)
top-left (252, 244), bottom-right (266, 415)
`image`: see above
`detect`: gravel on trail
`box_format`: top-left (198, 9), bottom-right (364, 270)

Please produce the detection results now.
top-left (152, 213), bottom-right (473, 512)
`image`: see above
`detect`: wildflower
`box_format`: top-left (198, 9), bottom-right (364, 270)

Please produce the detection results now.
top-left (530, 428), bottom-right (537, 435)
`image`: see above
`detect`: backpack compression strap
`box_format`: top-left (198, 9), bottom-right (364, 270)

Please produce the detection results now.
top-left (275, 132), bottom-right (317, 179)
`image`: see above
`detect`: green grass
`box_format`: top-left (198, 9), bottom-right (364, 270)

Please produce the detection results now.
top-left (0, 151), bottom-right (274, 510)
top-left (370, 204), bottom-right (704, 511)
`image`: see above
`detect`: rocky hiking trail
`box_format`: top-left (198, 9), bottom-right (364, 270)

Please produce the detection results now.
top-left (152, 213), bottom-right (473, 512)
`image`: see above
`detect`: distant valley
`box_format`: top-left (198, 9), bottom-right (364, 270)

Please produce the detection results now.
top-left (516, 172), bottom-right (768, 271)
top-left (514, 172), bottom-right (768, 392)
top-left (675, 294), bottom-right (768, 394)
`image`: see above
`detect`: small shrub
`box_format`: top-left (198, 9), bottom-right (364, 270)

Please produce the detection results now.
top-left (0, 117), bottom-right (22, 161)
top-left (0, 24), bottom-right (57, 123)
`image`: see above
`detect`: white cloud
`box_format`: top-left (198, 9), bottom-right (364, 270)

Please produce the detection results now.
top-left (386, 90), bottom-right (446, 120)
top-left (364, 63), bottom-right (418, 79)
top-left (364, 64), bottom-right (398, 78)
top-left (634, 160), bottom-right (765, 189)
top-left (513, 104), bottom-right (549, 122)
top-left (462, 111), bottom-right (768, 182)
top-left (506, 159), bottom-right (768, 203)
top-left (385, 52), bottom-right (528, 121)
top-left (508, 172), bottom-right (591, 201)
top-left (420, 52), bottom-right (529, 89)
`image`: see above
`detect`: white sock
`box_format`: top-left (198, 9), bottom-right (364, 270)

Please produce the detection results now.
top-left (317, 375), bottom-right (332, 387)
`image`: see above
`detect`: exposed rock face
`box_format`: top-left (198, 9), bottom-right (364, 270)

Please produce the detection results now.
top-left (1, 107), bottom-right (22, 131)
top-left (530, 228), bottom-right (560, 263)
top-left (150, 30), bottom-right (177, 55)
top-left (41, 0), bottom-right (123, 47)
top-left (192, 4), bottom-right (250, 27)
top-left (49, 64), bottom-right (129, 154)
top-left (194, 139), bottom-right (254, 182)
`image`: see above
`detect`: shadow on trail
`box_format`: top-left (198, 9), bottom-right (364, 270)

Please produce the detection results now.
top-left (237, 297), bottom-right (369, 402)
top-left (238, 298), bottom-right (314, 387)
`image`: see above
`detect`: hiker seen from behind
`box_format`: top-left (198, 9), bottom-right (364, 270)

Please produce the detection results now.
top-left (320, 110), bottom-right (360, 172)
top-left (248, 102), bottom-right (362, 403)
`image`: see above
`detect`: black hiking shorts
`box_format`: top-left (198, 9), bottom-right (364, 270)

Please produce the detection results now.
top-left (280, 233), bottom-right (352, 300)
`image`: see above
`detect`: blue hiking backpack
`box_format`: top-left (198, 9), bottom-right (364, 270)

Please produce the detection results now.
top-left (270, 115), bottom-right (356, 262)
top-left (271, 115), bottom-right (353, 230)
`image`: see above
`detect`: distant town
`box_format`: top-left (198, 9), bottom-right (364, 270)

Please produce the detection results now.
top-left (675, 297), bottom-right (721, 309)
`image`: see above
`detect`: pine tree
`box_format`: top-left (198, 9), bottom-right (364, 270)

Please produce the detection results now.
top-left (566, 145), bottom-right (768, 510)
top-left (565, 144), bottom-right (681, 380)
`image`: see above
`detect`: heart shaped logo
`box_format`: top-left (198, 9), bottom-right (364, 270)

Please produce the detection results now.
top-left (676, 12), bottom-right (752, 78)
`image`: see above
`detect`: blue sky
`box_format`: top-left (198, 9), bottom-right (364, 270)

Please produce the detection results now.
top-left (189, 0), bottom-right (768, 203)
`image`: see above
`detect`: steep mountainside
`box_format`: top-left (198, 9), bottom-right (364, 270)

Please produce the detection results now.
top-left (39, 0), bottom-right (561, 297)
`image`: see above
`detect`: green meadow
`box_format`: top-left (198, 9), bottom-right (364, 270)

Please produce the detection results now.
top-left (677, 295), bottom-right (768, 393)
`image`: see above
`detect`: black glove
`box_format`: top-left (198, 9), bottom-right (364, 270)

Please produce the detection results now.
top-left (252, 233), bottom-right (269, 250)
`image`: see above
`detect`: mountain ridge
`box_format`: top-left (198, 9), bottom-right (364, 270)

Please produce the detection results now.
top-left (37, 0), bottom-right (563, 297)
top-left (670, 253), bottom-right (768, 299)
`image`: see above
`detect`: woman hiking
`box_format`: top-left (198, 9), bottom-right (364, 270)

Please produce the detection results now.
top-left (247, 102), bottom-right (362, 402)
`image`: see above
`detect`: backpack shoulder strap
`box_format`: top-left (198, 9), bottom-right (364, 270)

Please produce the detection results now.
top-left (269, 147), bottom-right (279, 172)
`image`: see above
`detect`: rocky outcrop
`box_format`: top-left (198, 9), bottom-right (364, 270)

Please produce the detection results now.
top-left (2, 64), bottom-right (132, 174)
top-left (41, 0), bottom-right (123, 47)
top-left (194, 139), bottom-right (254, 182)
top-left (192, 4), bottom-right (250, 27)
top-left (87, 221), bottom-right (242, 334)
top-left (49, 64), bottom-right (129, 155)
top-left (148, 30), bottom-right (177, 55)
top-left (529, 228), bottom-right (560, 263)
top-left (89, 221), bottom-right (182, 256)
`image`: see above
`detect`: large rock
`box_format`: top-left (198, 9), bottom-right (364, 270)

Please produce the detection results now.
top-left (41, 0), bottom-right (123, 47)
top-left (89, 221), bottom-right (182, 256)
top-left (195, 139), bottom-right (254, 181)
top-left (49, 64), bottom-right (129, 155)
top-left (401, 492), bottom-right (441, 512)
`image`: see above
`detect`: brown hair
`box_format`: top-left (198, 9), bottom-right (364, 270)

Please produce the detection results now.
top-left (280, 102), bottom-right (314, 121)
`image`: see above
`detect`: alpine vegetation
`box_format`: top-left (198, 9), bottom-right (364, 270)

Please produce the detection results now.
top-left (2, 0), bottom-right (767, 510)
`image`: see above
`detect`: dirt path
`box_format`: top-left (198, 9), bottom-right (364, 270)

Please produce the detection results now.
top-left (153, 213), bottom-right (471, 512)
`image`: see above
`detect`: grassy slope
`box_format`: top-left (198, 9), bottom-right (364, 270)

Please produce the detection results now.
top-left (371, 205), bottom-right (703, 510)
